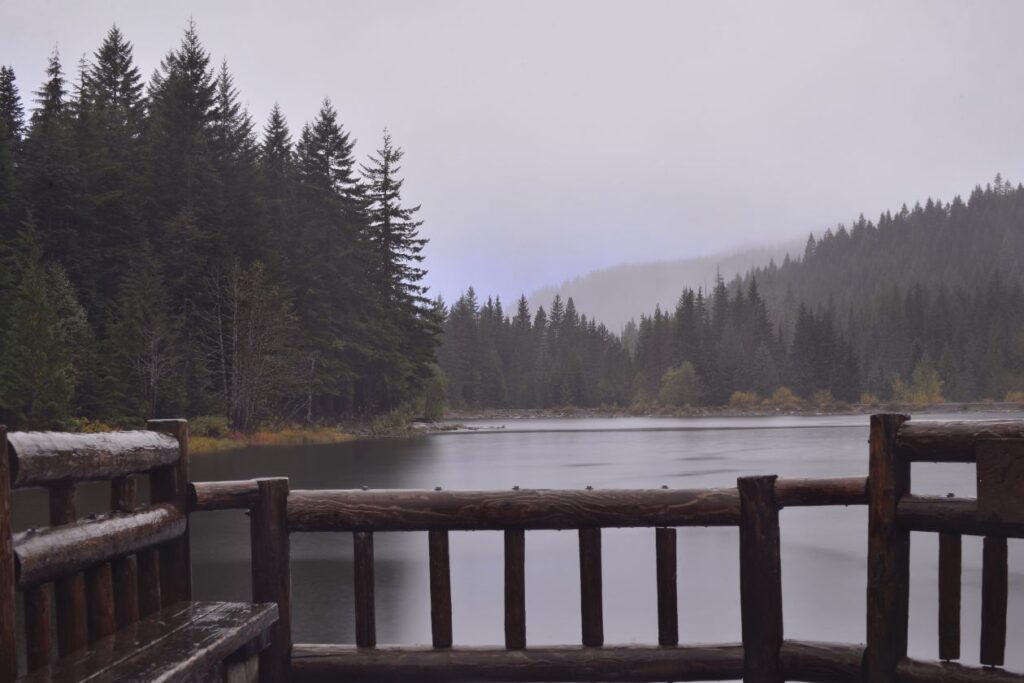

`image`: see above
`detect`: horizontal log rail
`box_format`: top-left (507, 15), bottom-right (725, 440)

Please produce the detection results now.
top-left (189, 479), bottom-right (261, 511)
top-left (775, 477), bottom-right (867, 507)
top-left (291, 643), bottom-right (747, 682)
top-left (289, 641), bottom-right (1024, 683)
top-left (287, 487), bottom-right (743, 532)
top-left (7, 431), bottom-right (179, 487)
top-left (286, 478), bottom-right (871, 534)
top-left (895, 495), bottom-right (1024, 538)
top-left (780, 640), bottom-right (865, 682)
top-left (289, 640), bottom-right (877, 683)
top-left (896, 420), bottom-right (1024, 463)
top-left (896, 656), bottom-right (1024, 682)
top-left (13, 503), bottom-right (186, 587)
top-left (193, 477), bottom-right (869, 517)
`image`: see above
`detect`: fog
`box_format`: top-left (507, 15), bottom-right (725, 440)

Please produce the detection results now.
top-left (4, 0), bottom-right (1024, 303)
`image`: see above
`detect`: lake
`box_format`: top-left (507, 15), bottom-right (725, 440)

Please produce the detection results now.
top-left (11, 412), bottom-right (1024, 672)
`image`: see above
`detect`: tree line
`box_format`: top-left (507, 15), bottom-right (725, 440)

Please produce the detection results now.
top-left (438, 180), bottom-right (1024, 410)
top-left (0, 23), bottom-right (439, 430)
top-left (437, 276), bottom-right (860, 410)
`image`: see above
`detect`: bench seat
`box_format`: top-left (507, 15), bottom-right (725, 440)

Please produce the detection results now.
top-left (17, 601), bottom-right (277, 683)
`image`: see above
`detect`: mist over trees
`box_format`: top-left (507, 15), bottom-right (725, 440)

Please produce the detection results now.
top-left (440, 180), bottom-right (1024, 411)
top-left (0, 23), bottom-right (439, 429)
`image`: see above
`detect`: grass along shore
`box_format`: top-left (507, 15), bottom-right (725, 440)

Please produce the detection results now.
top-left (190, 426), bottom-right (357, 454)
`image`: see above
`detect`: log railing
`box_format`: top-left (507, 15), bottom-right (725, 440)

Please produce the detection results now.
top-left (0, 420), bottom-right (191, 678)
top-left (196, 415), bottom-right (1020, 683)
top-left (3, 414), bottom-right (1020, 682)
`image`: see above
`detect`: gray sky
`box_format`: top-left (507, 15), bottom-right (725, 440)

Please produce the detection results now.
top-left (4, 1), bottom-right (1024, 304)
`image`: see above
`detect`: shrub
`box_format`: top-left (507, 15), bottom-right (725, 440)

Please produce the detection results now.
top-left (369, 405), bottom-right (415, 435)
top-left (420, 364), bottom-right (447, 421)
top-left (766, 386), bottom-right (802, 410)
top-left (811, 389), bottom-right (834, 410)
top-left (1006, 390), bottom-right (1024, 403)
top-left (659, 362), bottom-right (702, 407)
top-left (859, 392), bottom-right (880, 407)
top-left (68, 417), bottom-right (114, 433)
top-left (728, 391), bottom-right (760, 409)
top-left (191, 415), bottom-right (230, 438)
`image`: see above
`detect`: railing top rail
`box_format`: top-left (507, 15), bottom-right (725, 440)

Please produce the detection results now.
top-left (896, 419), bottom-right (1024, 463)
top-left (288, 486), bottom-right (742, 532)
top-left (282, 477), bottom-right (867, 533)
top-left (7, 430), bottom-right (180, 488)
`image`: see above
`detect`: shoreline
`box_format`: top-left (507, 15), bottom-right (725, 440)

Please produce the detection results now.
top-left (442, 401), bottom-right (1024, 422)
top-left (188, 401), bottom-right (1024, 453)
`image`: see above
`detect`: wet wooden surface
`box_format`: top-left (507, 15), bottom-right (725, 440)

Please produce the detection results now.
top-left (16, 601), bottom-right (276, 683)
top-left (7, 431), bottom-right (179, 487)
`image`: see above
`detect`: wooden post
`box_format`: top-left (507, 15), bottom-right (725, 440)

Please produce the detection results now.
top-left (23, 585), bottom-right (50, 671)
top-left (85, 562), bottom-right (117, 640)
top-left (938, 532), bottom-right (961, 661)
top-left (578, 527), bottom-right (603, 647)
top-left (49, 482), bottom-right (88, 656)
top-left (0, 427), bottom-right (15, 682)
top-left (110, 477), bottom-right (140, 627)
top-left (738, 475), bottom-right (783, 683)
top-left (866, 413), bottom-right (910, 683)
top-left (980, 536), bottom-right (1007, 666)
top-left (353, 531), bottom-right (376, 648)
top-left (655, 527), bottom-right (678, 646)
top-left (428, 530), bottom-right (452, 649)
top-left (137, 548), bottom-right (162, 618)
top-left (147, 418), bottom-right (191, 606)
top-left (251, 477), bottom-right (291, 682)
top-left (504, 529), bottom-right (526, 650)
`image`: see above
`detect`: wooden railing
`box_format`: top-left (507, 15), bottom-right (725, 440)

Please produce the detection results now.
top-left (183, 415), bottom-right (1024, 682)
top-left (0, 420), bottom-right (192, 679)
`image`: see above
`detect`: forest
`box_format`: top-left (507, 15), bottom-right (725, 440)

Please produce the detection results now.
top-left (439, 181), bottom-right (1024, 411)
top-left (3, 27), bottom-right (1023, 429)
top-left (0, 24), bottom-right (440, 430)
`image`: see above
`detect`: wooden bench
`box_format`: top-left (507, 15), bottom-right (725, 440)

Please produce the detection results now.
top-left (16, 602), bottom-right (276, 683)
top-left (0, 422), bottom-right (278, 682)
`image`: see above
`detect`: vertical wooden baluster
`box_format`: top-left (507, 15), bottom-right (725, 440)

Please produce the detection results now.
top-left (251, 477), bottom-right (291, 682)
top-left (0, 427), bottom-right (15, 682)
top-left (49, 482), bottom-right (88, 655)
top-left (353, 531), bottom-right (376, 648)
top-left (23, 585), bottom-right (51, 671)
top-left (866, 413), bottom-right (910, 683)
top-left (980, 536), bottom-right (1007, 667)
top-left (110, 477), bottom-right (139, 627)
top-left (578, 527), bottom-right (603, 647)
top-left (148, 418), bottom-right (191, 606)
top-left (655, 527), bottom-right (678, 646)
top-left (938, 532), bottom-right (961, 661)
top-left (428, 530), bottom-right (452, 648)
top-left (136, 549), bottom-right (162, 618)
top-left (504, 529), bottom-right (526, 650)
top-left (739, 475), bottom-right (783, 683)
top-left (85, 563), bottom-right (116, 640)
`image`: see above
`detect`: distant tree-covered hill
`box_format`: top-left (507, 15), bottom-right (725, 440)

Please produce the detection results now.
top-left (441, 178), bottom-right (1024, 410)
top-left (741, 177), bottom-right (1024, 400)
top-left (528, 240), bottom-right (803, 331)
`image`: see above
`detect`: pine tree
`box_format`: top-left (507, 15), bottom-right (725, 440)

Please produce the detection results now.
top-left (0, 223), bottom-right (77, 427)
top-left (0, 66), bottom-right (22, 237)
top-left (75, 25), bottom-right (146, 319)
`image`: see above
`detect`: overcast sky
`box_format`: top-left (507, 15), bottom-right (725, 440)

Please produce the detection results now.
top-left (4, 1), bottom-right (1024, 303)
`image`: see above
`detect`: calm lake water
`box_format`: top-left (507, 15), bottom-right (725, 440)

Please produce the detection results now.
top-left (11, 412), bottom-right (1024, 673)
